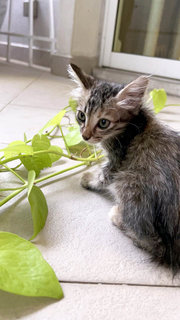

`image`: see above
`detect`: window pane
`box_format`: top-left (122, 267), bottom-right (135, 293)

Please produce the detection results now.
top-left (113, 0), bottom-right (180, 60)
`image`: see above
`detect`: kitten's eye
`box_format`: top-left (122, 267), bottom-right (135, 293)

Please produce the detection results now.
top-left (77, 111), bottom-right (86, 123)
top-left (98, 119), bottom-right (110, 129)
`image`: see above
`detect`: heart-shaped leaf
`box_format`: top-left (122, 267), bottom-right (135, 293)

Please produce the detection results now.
top-left (21, 134), bottom-right (52, 176)
top-left (32, 134), bottom-right (50, 151)
top-left (27, 170), bottom-right (36, 197)
top-left (28, 186), bottom-right (48, 240)
top-left (48, 145), bottom-right (63, 163)
top-left (39, 110), bottom-right (66, 134)
top-left (150, 89), bottom-right (167, 113)
top-left (0, 231), bottom-right (63, 299)
top-left (65, 125), bottom-right (83, 147)
top-left (0, 141), bottom-right (33, 160)
top-left (69, 98), bottom-right (77, 112)
top-left (69, 141), bottom-right (93, 157)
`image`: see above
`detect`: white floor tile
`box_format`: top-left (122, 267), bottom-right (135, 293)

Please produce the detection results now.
top-left (0, 63), bottom-right (42, 106)
top-left (0, 283), bottom-right (179, 320)
top-left (11, 72), bottom-right (74, 109)
top-left (0, 104), bottom-right (64, 144)
top-left (0, 104), bottom-right (5, 111)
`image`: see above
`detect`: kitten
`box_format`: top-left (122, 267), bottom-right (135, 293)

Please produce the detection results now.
top-left (68, 63), bottom-right (180, 272)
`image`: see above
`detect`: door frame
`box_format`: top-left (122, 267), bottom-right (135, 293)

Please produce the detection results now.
top-left (100, 0), bottom-right (180, 80)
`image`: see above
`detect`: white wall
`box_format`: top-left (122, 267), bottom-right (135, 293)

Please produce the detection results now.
top-left (71, 0), bottom-right (104, 58)
top-left (56, 0), bottom-right (76, 56)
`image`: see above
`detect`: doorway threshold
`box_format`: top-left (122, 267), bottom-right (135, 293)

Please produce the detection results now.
top-left (93, 67), bottom-right (180, 97)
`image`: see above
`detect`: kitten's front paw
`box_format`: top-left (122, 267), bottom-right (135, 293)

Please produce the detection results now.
top-left (81, 172), bottom-right (94, 189)
top-left (109, 205), bottom-right (123, 228)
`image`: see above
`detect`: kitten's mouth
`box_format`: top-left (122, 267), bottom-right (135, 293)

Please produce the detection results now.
top-left (82, 137), bottom-right (101, 145)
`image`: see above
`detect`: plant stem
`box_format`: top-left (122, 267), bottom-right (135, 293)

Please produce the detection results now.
top-left (26, 125), bottom-right (58, 144)
top-left (12, 163), bottom-right (22, 170)
top-left (0, 163), bottom-right (22, 172)
top-left (0, 150), bottom-right (103, 166)
top-left (0, 187), bottom-right (25, 191)
top-left (41, 149), bottom-right (103, 162)
top-left (2, 164), bottom-right (26, 184)
top-left (44, 125), bottom-right (59, 137)
top-left (0, 154), bottom-right (103, 205)
top-left (0, 186), bottom-right (26, 207)
top-left (34, 162), bottom-right (86, 184)
top-left (64, 105), bottom-right (71, 110)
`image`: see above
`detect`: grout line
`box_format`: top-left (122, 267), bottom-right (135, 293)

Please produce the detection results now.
top-left (0, 103), bottom-right (11, 113)
top-left (0, 71), bottom-right (44, 113)
top-left (59, 279), bottom-right (180, 289)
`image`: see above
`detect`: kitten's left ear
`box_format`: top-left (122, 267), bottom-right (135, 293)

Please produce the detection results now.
top-left (115, 76), bottom-right (149, 115)
top-left (68, 63), bottom-right (95, 89)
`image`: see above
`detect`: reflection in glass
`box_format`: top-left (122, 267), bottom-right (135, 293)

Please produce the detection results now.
top-left (113, 0), bottom-right (180, 60)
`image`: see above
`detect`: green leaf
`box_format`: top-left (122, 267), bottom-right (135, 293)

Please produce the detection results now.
top-left (48, 145), bottom-right (63, 163)
top-left (69, 141), bottom-right (93, 157)
top-left (21, 156), bottom-right (41, 177)
top-left (27, 170), bottom-right (36, 197)
top-left (28, 186), bottom-right (48, 240)
top-left (65, 125), bottom-right (83, 147)
top-left (0, 141), bottom-right (33, 159)
top-left (21, 134), bottom-right (52, 176)
top-left (32, 134), bottom-right (50, 151)
top-left (150, 89), bottom-right (167, 113)
top-left (0, 231), bottom-right (63, 299)
top-left (39, 110), bottom-right (67, 134)
top-left (69, 98), bottom-right (77, 112)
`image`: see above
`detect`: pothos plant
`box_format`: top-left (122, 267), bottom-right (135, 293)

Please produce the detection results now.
top-left (0, 89), bottom-right (179, 300)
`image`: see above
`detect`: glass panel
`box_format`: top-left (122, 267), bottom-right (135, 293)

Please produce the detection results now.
top-left (113, 0), bottom-right (180, 60)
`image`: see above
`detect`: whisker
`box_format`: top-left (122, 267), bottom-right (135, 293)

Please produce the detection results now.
top-left (127, 122), bottom-right (140, 132)
top-left (114, 135), bottom-right (123, 149)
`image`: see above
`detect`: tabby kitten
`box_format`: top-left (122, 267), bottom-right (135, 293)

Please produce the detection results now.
top-left (68, 63), bottom-right (180, 272)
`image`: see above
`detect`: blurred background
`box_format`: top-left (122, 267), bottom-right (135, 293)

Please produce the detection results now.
top-left (0, 0), bottom-right (180, 94)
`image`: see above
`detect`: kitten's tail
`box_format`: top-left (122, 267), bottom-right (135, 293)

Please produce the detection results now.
top-left (152, 235), bottom-right (180, 274)
top-left (151, 209), bottom-right (180, 273)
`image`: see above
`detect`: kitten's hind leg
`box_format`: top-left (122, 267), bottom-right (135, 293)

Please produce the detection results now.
top-left (109, 204), bottom-right (141, 243)
top-left (109, 205), bottom-right (124, 229)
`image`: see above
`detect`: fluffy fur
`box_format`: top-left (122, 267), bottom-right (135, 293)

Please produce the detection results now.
top-left (68, 64), bottom-right (180, 272)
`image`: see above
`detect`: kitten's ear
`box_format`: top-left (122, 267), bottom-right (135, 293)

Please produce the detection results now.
top-left (68, 64), bottom-right (95, 89)
top-left (115, 76), bottom-right (149, 115)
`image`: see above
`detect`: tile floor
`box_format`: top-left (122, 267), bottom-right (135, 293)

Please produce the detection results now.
top-left (0, 62), bottom-right (180, 320)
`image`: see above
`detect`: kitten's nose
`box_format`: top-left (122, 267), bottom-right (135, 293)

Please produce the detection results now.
top-left (82, 134), bottom-right (90, 141)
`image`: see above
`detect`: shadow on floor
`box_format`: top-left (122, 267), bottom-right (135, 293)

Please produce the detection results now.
top-left (0, 290), bottom-right (60, 320)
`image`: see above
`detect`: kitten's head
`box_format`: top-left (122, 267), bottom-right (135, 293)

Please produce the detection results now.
top-left (68, 64), bottom-right (149, 144)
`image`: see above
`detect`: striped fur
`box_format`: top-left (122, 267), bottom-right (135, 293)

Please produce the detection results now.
top-left (68, 64), bottom-right (180, 273)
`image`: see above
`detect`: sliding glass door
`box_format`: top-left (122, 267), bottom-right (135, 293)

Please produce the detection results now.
top-left (100, 0), bottom-right (180, 79)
